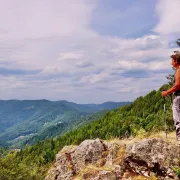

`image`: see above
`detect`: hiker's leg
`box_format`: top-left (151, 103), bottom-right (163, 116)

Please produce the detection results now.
top-left (172, 96), bottom-right (180, 141)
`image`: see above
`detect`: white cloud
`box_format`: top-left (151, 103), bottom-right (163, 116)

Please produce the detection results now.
top-left (0, 0), bottom-right (97, 39)
top-left (75, 60), bottom-right (93, 68)
top-left (118, 58), bottom-right (170, 71)
top-left (110, 35), bottom-right (167, 51)
top-left (0, 0), bottom-right (176, 103)
top-left (59, 52), bottom-right (84, 61)
top-left (80, 72), bottom-right (109, 83)
top-left (116, 87), bottom-right (134, 93)
top-left (154, 0), bottom-right (180, 38)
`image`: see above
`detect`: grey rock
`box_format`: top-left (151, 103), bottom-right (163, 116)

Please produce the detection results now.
top-left (45, 138), bottom-right (180, 180)
top-left (125, 138), bottom-right (179, 179)
top-left (93, 170), bottom-right (116, 180)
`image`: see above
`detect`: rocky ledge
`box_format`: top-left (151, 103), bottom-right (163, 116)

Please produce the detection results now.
top-left (45, 138), bottom-right (180, 180)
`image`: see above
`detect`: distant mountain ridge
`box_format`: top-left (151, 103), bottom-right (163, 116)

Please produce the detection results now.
top-left (0, 100), bottom-right (130, 147)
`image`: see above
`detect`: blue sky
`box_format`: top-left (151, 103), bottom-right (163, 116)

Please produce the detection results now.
top-left (91, 0), bottom-right (158, 38)
top-left (0, 0), bottom-right (180, 103)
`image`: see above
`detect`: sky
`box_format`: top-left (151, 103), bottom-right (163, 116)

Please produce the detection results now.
top-left (0, 0), bottom-right (180, 104)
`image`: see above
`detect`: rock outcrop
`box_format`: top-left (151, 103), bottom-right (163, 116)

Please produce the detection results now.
top-left (45, 138), bottom-right (180, 180)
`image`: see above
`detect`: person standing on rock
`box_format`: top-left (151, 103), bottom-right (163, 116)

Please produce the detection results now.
top-left (162, 53), bottom-right (180, 144)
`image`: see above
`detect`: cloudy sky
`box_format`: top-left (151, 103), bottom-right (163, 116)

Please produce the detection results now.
top-left (0, 0), bottom-right (180, 104)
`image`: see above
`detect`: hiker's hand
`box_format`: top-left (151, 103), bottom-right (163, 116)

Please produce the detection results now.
top-left (162, 91), bottom-right (168, 97)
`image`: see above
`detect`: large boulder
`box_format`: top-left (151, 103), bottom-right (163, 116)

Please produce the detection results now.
top-left (72, 139), bottom-right (107, 171)
top-left (125, 138), bottom-right (180, 179)
top-left (45, 138), bottom-right (180, 180)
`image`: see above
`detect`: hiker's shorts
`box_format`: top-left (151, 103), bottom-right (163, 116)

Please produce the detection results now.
top-left (172, 96), bottom-right (180, 140)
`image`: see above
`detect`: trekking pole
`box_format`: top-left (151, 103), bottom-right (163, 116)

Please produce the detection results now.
top-left (163, 96), bottom-right (168, 138)
top-left (170, 94), bottom-right (173, 106)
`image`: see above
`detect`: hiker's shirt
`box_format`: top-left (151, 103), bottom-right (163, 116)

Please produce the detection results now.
top-left (166, 68), bottom-right (180, 96)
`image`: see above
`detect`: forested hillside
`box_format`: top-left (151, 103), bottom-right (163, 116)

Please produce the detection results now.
top-left (14, 109), bottom-right (109, 148)
top-left (0, 84), bottom-right (174, 179)
top-left (0, 100), bottom-right (129, 148)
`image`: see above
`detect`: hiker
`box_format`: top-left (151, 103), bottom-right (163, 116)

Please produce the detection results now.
top-left (162, 53), bottom-right (180, 143)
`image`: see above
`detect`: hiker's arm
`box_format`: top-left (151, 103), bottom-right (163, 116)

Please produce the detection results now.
top-left (166, 69), bottom-right (180, 95)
